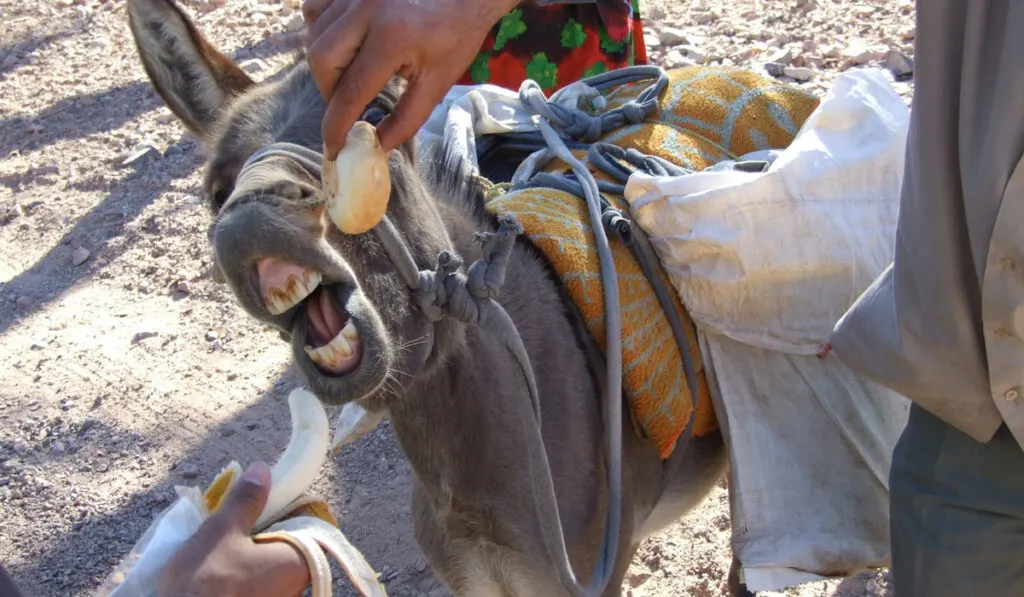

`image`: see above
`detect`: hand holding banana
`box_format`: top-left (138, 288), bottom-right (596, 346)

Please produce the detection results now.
top-left (97, 388), bottom-right (387, 597)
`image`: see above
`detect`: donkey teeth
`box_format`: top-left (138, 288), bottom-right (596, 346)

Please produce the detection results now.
top-left (340, 319), bottom-right (359, 342)
top-left (265, 269), bottom-right (322, 315)
top-left (305, 320), bottom-right (360, 370)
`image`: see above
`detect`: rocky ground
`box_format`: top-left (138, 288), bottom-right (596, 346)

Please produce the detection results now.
top-left (0, 0), bottom-right (912, 595)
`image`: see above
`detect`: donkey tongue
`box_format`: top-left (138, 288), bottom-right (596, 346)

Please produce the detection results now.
top-left (308, 288), bottom-right (346, 346)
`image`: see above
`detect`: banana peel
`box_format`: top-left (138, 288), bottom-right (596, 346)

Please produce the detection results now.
top-left (96, 388), bottom-right (387, 597)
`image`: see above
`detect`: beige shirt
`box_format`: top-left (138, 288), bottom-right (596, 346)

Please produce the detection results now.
top-left (830, 0), bottom-right (1024, 450)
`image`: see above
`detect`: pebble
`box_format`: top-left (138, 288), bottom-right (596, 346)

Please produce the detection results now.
top-left (664, 50), bottom-right (695, 69)
top-left (764, 48), bottom-right (792, 65)
top-left (284, 13), bottom-right (304, 32)
top-left (72, 247), bottom-right (90, 266)
top-left (178, 463), bottom-right (199, 479)
top-left (175, 280), bottom-right (191, 294)
top-left (15, 295), bottom-right (34, 308)
top-left (658, 26), bottom-right (688, 46)
top-left (131, 331), bottom-right (159, 345)
top-left (238, 58), bottom-right (268, 74)
top-left (783, 66), bottom-right (814, 82)
top-left (885, 49), bottom-right (914, 80)
top-left (680, 45), bottom-right (708, 65)
top-left (205, 331), bottom-right (219, 341)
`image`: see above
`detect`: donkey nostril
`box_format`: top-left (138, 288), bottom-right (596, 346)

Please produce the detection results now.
top-left (256, 257), bottom-right (323, 315)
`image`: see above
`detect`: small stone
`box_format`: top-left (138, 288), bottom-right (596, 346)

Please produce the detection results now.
top-left (120, 145), bottom-right (157, 166)
top-left (658, 27), bottom-right (687, 46)
top-left (841, 43), bottom-right (886, 67)
top-left (802, 39), bottom-right (817, 53)
top-left (12, 442), bottom-right (30, 456)
top-left (15, 296), bottom-right (34, 308)
top-left (220, 427), bottom-right (236, 437)
top-left (205, 331), bottom-right (219, 341)
top-left (178, 463), bottom-right (199, 479)
top-left (285, 13), bottom-right (304, 32)
top-left (783, 66), bottom-right (814, 82)
top-left (681, 46), bottom-right (708, 65)
top-left (244, 422), bottom-right (260, 431)
top-left (692, 11), bottom-right (715, 25)
top-left (174, 280), bottom-right (191, 294)
top-left (885, 49), bottom-right (914, 80)
top-left (764, 48), bottom-right (792, 65)
top-left (239, 58), bottom-right (268, 74)
top-left (822, 45), bottom-right (843, 59)
top-left (132, 331), bottom-right (159, 345)
top-left (664, 50), bottom-right (696, 69)
top-left (72, 247), bottom-right (90, 266)
top-left (899, 25), bottom-right (916, 41)
top-left (94, 460), bottom-right (109, 473)
top-left (51, 441), bottom-right (66, 455)
top-left (764, 62), bottom-right (785, 77)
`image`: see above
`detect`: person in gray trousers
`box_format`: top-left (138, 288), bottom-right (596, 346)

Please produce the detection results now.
top-left (830, 1), bottom-right (1024, 595)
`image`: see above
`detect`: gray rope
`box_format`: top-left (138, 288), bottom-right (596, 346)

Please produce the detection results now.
top-left (516, 76), bottom-right (626, 597)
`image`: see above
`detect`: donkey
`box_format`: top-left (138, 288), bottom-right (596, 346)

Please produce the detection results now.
top-left (125, 1), bottom-right (734, 594)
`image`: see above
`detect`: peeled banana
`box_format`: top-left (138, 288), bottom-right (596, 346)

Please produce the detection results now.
top-left (321, 121), bottom-right (391, 235)
top-left (98, 387), bottom-right (387, 597)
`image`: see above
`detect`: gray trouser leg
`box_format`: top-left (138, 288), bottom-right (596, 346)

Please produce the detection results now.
top-left (890, 403), bottom-right (1024, 597)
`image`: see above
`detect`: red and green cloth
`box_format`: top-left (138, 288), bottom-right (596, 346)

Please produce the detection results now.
top-left (456, 0), bottom-right (649, 94)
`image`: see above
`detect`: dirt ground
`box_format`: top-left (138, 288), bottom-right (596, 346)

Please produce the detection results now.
top-left (0, 0), bottom-right (913, 595)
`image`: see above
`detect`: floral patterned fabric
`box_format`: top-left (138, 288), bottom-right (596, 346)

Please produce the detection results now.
top-left (455, 0), bottom-right (648, 93)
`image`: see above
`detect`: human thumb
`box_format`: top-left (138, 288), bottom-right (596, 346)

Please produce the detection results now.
top-left (212, 461), bottom-right (272, 532)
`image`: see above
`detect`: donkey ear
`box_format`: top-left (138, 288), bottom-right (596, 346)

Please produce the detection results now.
top-left (127, 0), bottom-right (254, 140)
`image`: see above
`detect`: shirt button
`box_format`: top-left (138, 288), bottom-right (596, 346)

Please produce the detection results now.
top-left (1006, 387), bottom-right (1020, 401)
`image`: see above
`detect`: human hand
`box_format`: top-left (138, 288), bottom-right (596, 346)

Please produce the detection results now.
top-left (303, 0), bottom-right (521, 159)
top-left (156, 462), bottom-right (311, 597)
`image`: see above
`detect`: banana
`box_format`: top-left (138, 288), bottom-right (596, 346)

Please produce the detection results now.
top-left (200, 387), bottom-right (331, 530)
top-left (99, 386), bottom-right (387, 597)
top-left (321, 121), bottom-right (391, 235)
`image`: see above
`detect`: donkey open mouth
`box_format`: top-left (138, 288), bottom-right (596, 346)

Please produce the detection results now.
top-left (256, 257), bottom-right (363, 376)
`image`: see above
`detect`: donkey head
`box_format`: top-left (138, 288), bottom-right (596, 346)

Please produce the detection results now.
top-left (127, 0), bottom-right (469, 408)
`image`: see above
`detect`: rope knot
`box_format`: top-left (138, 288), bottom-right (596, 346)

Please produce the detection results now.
top-left (621, 101), bottom-right (648, 125)
top-left (412, 216), bottom-right (523, 325)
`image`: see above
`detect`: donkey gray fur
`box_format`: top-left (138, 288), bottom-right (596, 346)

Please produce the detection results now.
top-left (126, 1), bottom-right (736, 594)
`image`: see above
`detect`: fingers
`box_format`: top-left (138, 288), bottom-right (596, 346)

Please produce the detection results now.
top-left (241, 541), bottom-right (311, 597)
top-left (306, 0), bottom-right (355, 46)
top-left (300, 0), bottom-right (333, 27)
top-left (375, 72), bottom-right (452, 153)
top-left (210, 461), bottom-right (272, 533)
top-left (321, 43), bottom-right (402, 160)
top-left (306, 5), bottom-right (367, 102)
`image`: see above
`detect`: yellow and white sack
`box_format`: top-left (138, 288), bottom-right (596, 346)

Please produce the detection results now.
top-left (623, 68), bottom-right (913, 591)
